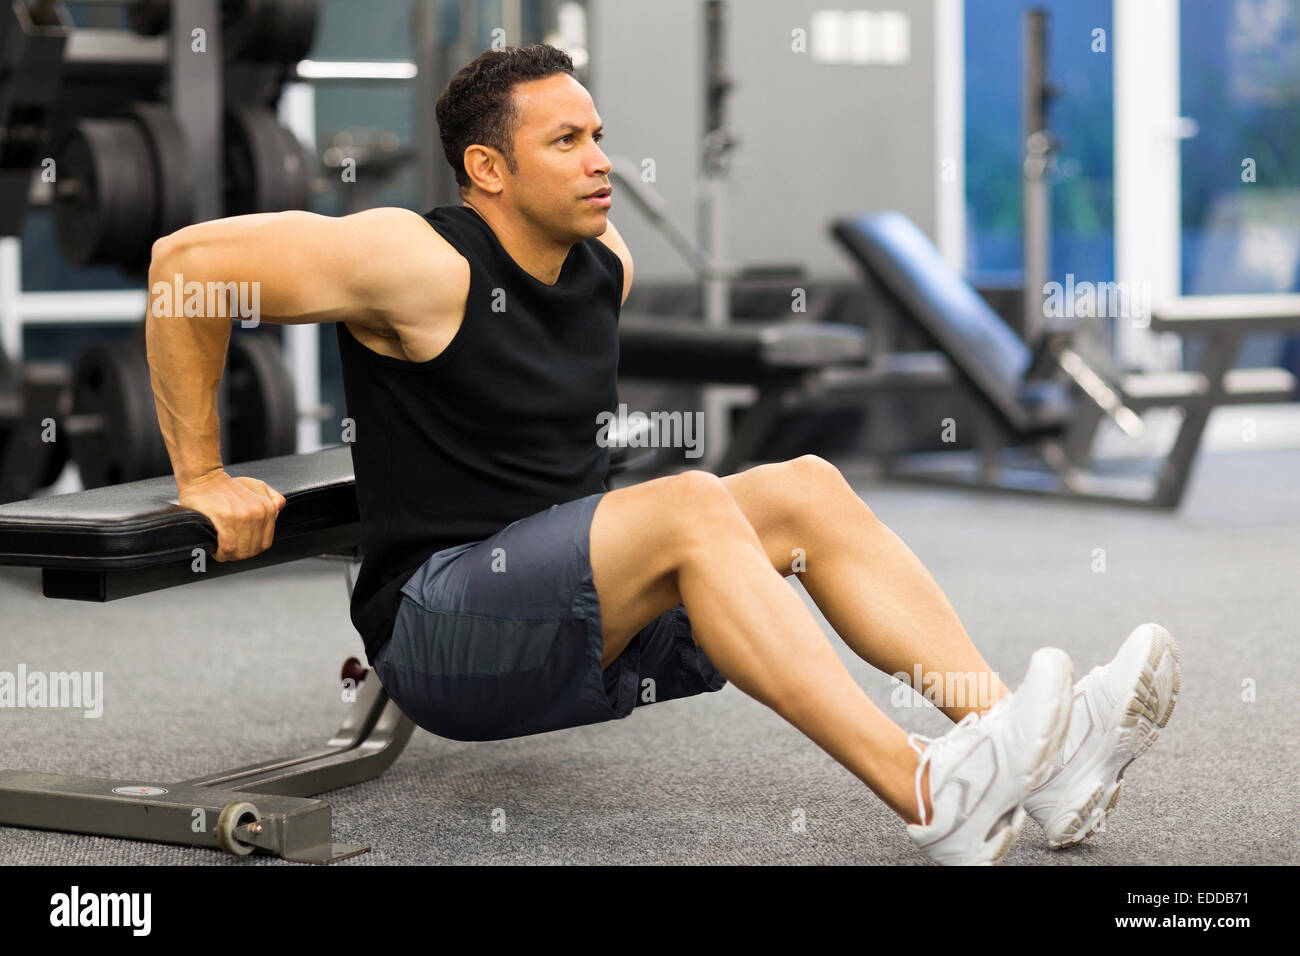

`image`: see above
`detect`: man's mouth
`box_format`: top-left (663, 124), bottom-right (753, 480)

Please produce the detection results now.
top-left (585, 187), bottom-right (612, 199)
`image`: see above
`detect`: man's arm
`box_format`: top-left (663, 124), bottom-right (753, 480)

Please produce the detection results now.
top-left (145, 206), bottom-right (458, 560)
top-left (597, 219), bottom-right (634, 305)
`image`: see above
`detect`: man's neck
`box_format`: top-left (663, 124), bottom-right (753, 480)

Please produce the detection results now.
top-left (461, 200), bottom-right (571, 286)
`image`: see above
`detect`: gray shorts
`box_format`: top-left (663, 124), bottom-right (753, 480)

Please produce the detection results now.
top-left (372, 491), bottom-right (727, 742)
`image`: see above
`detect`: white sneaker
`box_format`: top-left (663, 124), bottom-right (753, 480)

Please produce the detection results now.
top-left (906, 647), bottom-right (1074, 865)
top-left (1024, 623), bottom-right (1181, 849)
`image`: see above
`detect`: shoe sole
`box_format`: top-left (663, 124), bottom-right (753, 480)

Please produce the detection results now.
top-left (1047, 626), bottom-right (1181, 849)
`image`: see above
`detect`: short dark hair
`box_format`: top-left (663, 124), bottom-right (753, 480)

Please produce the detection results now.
top-left (435, 43), bottom-right (575, 193)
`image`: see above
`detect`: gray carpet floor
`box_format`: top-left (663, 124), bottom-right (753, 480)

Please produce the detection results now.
top-left (1, 437), bottom-right (1297, 865)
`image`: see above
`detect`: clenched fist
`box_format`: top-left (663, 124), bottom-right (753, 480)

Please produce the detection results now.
top-left (178, 471), bottom-right (287, 562)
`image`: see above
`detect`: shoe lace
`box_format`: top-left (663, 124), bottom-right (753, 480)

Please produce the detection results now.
top-left (907, 711), bottom-right (981, 827)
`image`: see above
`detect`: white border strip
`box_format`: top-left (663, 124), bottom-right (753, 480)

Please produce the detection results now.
top-left (1114, 0), bottom-right (1183, 370)
top-left (934, 0), bottom-right (965, 268)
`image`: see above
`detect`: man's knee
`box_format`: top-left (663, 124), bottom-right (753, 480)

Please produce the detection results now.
top-left (787, 453), bottom-right (850, 493)
top-left (785, 454), bottom-right (874, 520)
top-left (672, 469), bottom-right (760, 550)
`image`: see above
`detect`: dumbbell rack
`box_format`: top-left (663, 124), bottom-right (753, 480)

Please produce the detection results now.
top-left (0, 0), bottom-right (325, 471)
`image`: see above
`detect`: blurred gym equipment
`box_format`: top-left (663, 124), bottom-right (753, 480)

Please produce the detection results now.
top-left (0, 346), bottom-right (71, 503)
top-left (63, 332), bottom-right (298, 488)
top-left (831, 211), bottom-right (1300, 509)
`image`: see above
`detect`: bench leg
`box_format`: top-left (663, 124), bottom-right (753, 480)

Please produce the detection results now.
top-left (0, 663), bottom-right (414, 863)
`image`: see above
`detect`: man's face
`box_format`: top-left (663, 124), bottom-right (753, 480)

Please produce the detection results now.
top-left (497, 73), bottom-right (612, 242)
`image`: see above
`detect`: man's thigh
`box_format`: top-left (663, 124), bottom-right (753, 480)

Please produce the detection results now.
top-left (591, 457), bottom-right (848, 666)
top-left (591, 474), bottom-right (688, 667)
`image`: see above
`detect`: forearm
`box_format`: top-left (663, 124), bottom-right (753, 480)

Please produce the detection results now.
top-left (145, 231), bottom-right (231, 489)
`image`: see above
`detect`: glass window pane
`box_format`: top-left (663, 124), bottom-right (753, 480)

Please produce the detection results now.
top-left (1180, 0), bottom-right (1300, 296)
top-left (965, 0), bottom-right (1115, 287)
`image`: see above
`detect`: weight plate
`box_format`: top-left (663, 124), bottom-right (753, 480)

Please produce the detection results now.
top-left (52, 123), bottom-right (115, 267)
top-left (275, 0), bottom-right (320, 63)
top-left (224, 106), bottom-right (308, 215)
top-left (70, 340), bottom-right (170, 488)
top-left (129, 0), bottom-right (170, 36)
top-left (270, 120), bottom-right (310, 210)
top-left (40, 432), bottom-right (70, 490)
top-left (222, 0), bottom-right (273, 62)
top-left (224, 334), bottom-right (298, 463)
top-left (54, 119), bottom-right (157, 268)
top-left (125, 102), bottom-right (196, 240)
top-left (224, 0), bottom-right (319, 63)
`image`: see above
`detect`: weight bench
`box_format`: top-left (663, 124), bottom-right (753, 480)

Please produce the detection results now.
top-left (830, 211), bottom-right (1300, 509)
top-left (617, 313), bottom-right (870, 474)
top-left (0, 446), bottom-right (412, 863)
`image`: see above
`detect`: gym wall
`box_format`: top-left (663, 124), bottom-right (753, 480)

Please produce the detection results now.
top-left (589, 0), bottom-right (943, 283)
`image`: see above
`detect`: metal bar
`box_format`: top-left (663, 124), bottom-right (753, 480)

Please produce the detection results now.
top-left (17, 289), bottom-right (148, 321)
top-left (1150, 330), bottom-right (1241, 508)
top-left (413, 0), bottom-right (445, 209)
top-left (1056, 346), bottom-right (1145, 438)
top-left (1021, 7), bottom-right (1051, 346)
top-left (716, 383), bottom-right (800, 475)
top-left (62, 27), bottom-right (165, 63)
top-left (171, 0), bottom-right (221, 223)
top-left (885, 452), bottom-right (1165, 508)
top-left (699, 0), bottom-right (733, 472)
top-left (606, 157), bottom-right (728, 279)
top-left (1151, 294), bottom-right (1300, 332)
top-left (177, 674), bottom-right (413, 798)
top-left (176, 669), bottom-right (392, 789)
top-left (1057, 402), bottom-right (1105, 471)
top-left (0, 769), bottom-right (364, 861)
top-left (198, 701), bottom-right (414, 798)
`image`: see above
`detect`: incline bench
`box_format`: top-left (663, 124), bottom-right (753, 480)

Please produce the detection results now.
top-left (829, 211), bottom-right (1300, 509)
top-left (0, 447), bottom-right (412, 863)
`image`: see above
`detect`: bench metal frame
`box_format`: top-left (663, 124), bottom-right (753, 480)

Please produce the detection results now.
top-left (719, 318), bottom-right (1298, 510)
top-left (0, 552), bottom-right (416, 863)
top-left (879, 310), bottom-right (1298, 509)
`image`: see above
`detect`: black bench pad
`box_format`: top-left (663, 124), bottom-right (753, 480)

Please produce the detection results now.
top-left (619, 313), bottom-right (869, 383)
top-left (0, 447), bottom-right (357, 573)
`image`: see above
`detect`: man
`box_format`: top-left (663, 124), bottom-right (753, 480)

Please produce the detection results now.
top-left (144, 44), bottom-right (1180, 865)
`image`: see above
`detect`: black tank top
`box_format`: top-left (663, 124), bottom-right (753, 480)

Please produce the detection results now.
top-left (336, 204), bottom-right (624, 663)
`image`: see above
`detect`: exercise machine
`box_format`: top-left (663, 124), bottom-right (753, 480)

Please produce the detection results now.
top-left (830, 210), bottom-right (1299, 508)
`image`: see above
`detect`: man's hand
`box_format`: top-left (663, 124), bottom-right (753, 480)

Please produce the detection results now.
top-left (178, 471), bottom-right (287, 562)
